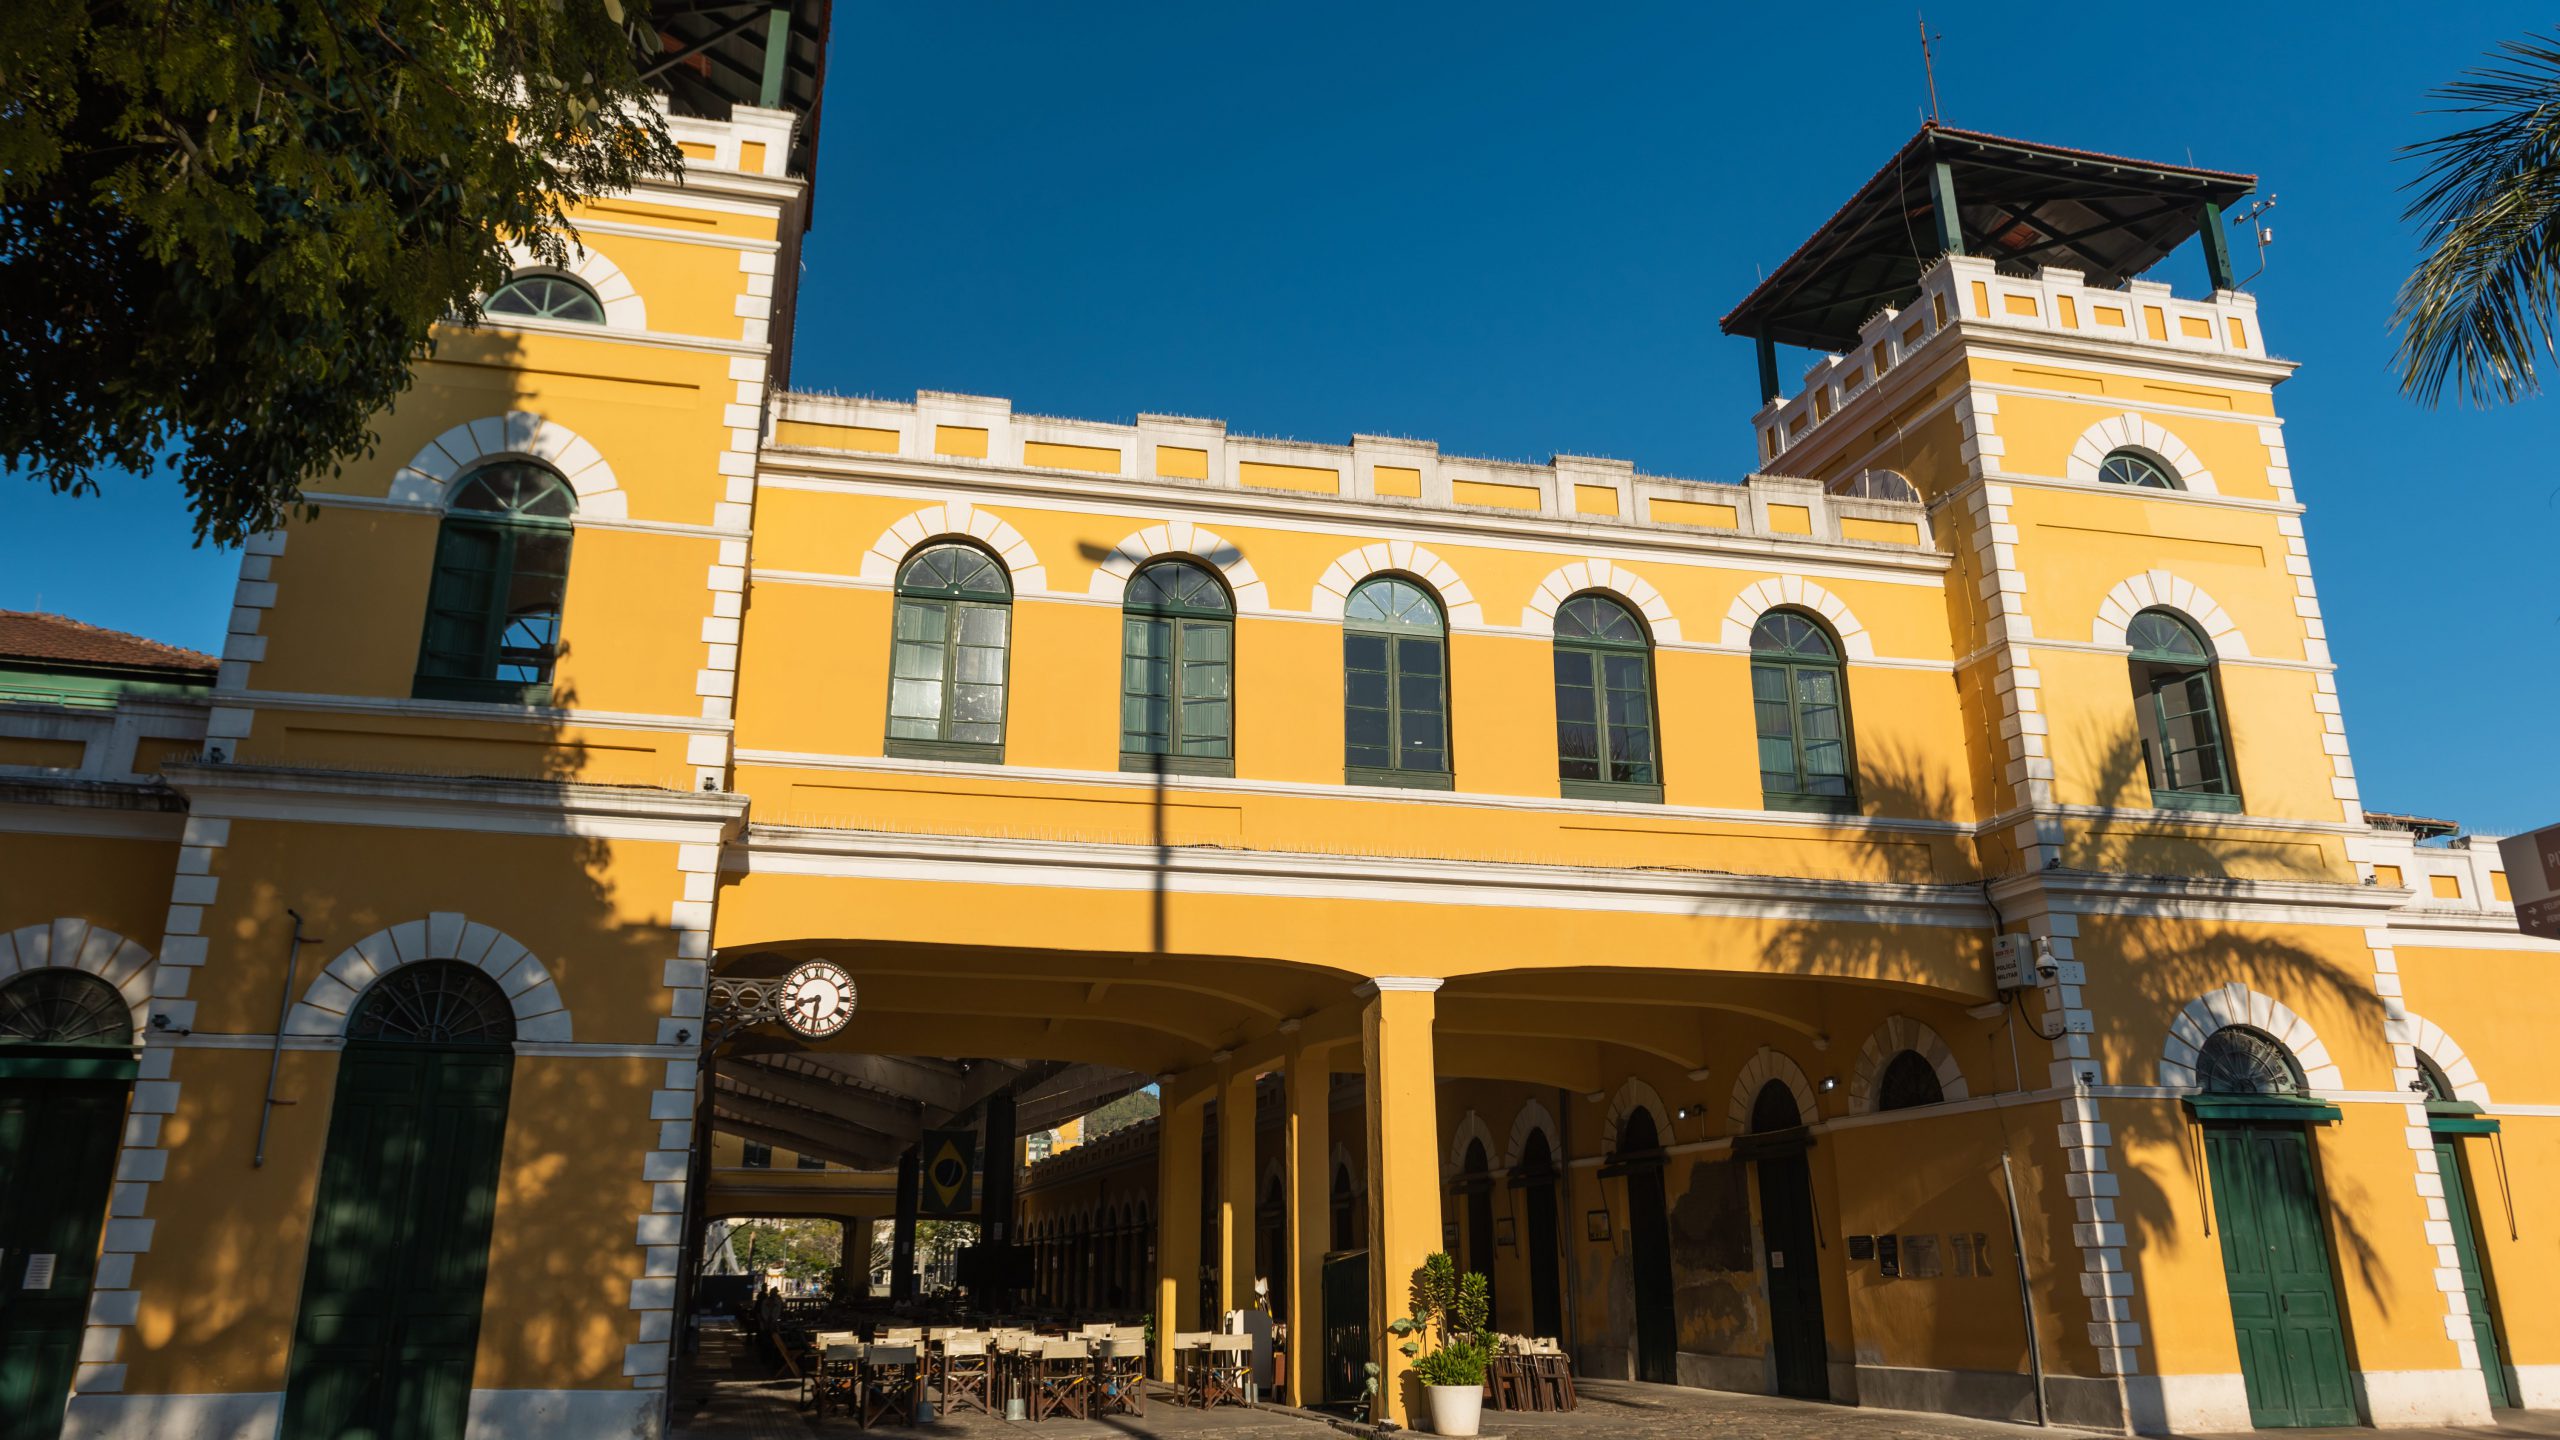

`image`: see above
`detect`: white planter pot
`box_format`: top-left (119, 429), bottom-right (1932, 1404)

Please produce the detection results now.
top-left (1423, 1382), bottom-right (1484, 1436)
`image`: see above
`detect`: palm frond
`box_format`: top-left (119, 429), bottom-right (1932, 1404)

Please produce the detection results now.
top-left (2394, 31), bottom-right (2560, 407)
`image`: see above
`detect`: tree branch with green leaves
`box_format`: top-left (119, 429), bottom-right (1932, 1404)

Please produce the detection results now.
top-left (2396, 30), bottom-right (2560, 408)
top-left (0, 0), bottom-right (683, 544)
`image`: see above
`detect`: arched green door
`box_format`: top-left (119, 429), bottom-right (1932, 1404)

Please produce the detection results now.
top-left (1613, 1108), bottom-right (1676, 1385)
top-left (282, 963), bottom-right (516, 1440)
top-left (0, 970), bottom-right (136, 1440)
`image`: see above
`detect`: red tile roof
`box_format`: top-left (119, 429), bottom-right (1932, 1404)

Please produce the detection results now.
top-left (0, 612), bottom-right (218, 675)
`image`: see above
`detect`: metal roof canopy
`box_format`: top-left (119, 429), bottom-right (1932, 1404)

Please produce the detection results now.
top-left (1720, 124), bottom-right (2256, 358)
top-left (641, 0), bottom-right (834, 183)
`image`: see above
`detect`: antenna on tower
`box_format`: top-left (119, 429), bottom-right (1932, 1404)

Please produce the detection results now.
top-left (1918, 12), bottom-right (1944, 126)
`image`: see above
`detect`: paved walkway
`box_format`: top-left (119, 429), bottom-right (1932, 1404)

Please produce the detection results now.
top-left (673, 1330), bottom-right (2559, 1440)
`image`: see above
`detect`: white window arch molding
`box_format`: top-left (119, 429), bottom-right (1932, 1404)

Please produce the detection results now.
top-left (1312, 542), bottom-right (1483, 628)
top-left (1505, 1097), bottom-right (1561, 1171)
top-left (283, 912), bottom-right (572, 1044)
top-left (2090, 571), bottom-right (2251, 657)
top-left (1088, 520), bottom-right (1269, 613)
top-left (390, 410), bottom-right (625, 520)
top-left (1444, 1109), bottom-right (1500, 1182)
top-left (858, 501), bottom-right (1047, 593)
top-left (1523, 559), bottom-right (1679, 641)
top-left (2160, 983), bottom-right (2341, 1091)
top-left (498, 240), bottom-right (646, 330)
top-left (2387, 1011), bottom-right (2491, 1105)
top-left (1727, 1046), bottom-right (1819, 1131)
top-left (1718, 575), bottom-right (1876, 659)
top-left (2065, 412), bottom-right (2219, 495)
top-left (0, 918), bottom-right (156, 1038)
top-left (1847, 1015), bottom-right (1970, 1115)
top-left (1602, 1075), bottom-right (1675, 1155)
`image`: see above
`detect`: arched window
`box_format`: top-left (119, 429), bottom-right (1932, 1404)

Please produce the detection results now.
top-left (1552, 593), bottom-right (1660, 801)
top-left (886, 541), bottom-right (1012, 761)
top-left (1121, 560), bottom-right (1234, 776)
top-left (349, 962), bottom-right (517, 1045)
top-left (2416, 1052), bottom-right (2457, 1103)
top-left (1330, 1162), bottom-right (1361, 1251)
top-left (2196, 1027), bottom-right (2304, 1096)
top-left (2099, 448), bottom-right (2179, 490)
top-left (1835, 468), bottom-right (1920, 503)
top-left (2126, 608), bottom-right (2238, 811)
top-left (413, 460), bottom-right (576, 703)
top-left (1344, 576), bottom-right (1450, 787)
top-left (1876, 1051), bottom-right (1946, 1111)
top-left (1751, 609), bottom-right (1856, 813)
top-left (485, 272), bottom-right (605, 325)
top-left (1749, 1079), bottom-right (1803, 1133)
top-left (0, 969), bottom-right (133, 1046)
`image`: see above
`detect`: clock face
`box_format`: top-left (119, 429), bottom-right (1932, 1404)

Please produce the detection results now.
top-left (779, 962), bottom-right (856, 1037)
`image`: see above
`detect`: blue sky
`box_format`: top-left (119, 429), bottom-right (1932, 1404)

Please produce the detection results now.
top-left (5, 1), bottom-right (2554, 831)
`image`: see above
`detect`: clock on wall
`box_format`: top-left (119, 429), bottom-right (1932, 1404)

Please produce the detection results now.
top-left (778, 961), bottom-right (856, 1037)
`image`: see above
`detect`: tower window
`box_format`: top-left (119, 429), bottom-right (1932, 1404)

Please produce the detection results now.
top-left (2098, 449), bottom-right (2180, 490)
top-left (413, 460), bottom-right (576, 704)
top-left (2126, 608), bottom-right (2239, 812)
top-left (485, 272), bottom-right (606, 325)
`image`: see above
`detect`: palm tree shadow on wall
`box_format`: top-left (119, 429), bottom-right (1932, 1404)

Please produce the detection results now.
top-left (1729, 714), bottom-right (2398, 1388)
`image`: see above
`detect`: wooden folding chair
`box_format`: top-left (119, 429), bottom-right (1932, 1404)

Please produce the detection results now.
top-left (938, 1334), bottom-right (994, 1417)
top-left (1202, 1334), bottom-right (1252, 1407)
top-left (859, 1343), bottom-right (918, 1429)
top-left (1093, 1337), bottom-right (1148, 1418)
top-left (1027, 1339), bottom-right (1092, 1422)
top-left (1168, 1332), bottom-right (1215, 1406)
top-left (813, 1340), bottom-right (863, 1418)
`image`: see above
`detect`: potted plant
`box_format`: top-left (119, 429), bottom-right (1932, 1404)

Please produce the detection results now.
top-left (1389, 1252), bottom-right (1491, 1435)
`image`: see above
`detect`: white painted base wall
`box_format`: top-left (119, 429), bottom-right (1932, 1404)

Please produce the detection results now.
top-left (60, 1391), bottom-right (283, 1440)
top-left (466, 1388), bottom-right (664, 1439)
top-left (2513, 1363), bottom-right (2560, 1408)
top-left (2125, 1371), bottom-right (2252, 1436)
top-left (2357, 1368), bottom-right (2495, 1429)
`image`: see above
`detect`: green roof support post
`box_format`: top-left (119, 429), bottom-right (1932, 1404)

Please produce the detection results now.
top-left (1755, 330), bottom-right (1781, 405)
top-left (758, 6), bottom-right (791, 109)
top-left (2199, 201), bottom-right (2236, 292)
top-left (1928, 161), bottom-right (1964, 258)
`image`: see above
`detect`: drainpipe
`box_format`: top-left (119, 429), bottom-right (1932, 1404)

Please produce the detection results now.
top-left (1999, 1149), bottom-right (2048, 1426)
top-left (254, 911), bottom-right (319, 1167)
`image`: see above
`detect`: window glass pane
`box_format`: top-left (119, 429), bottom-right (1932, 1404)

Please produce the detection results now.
top-left (1346, 577), bottom-right (1443, 633)
top-left (1556, 594), bottom-right (1642, 645)
top-left (1122, 616), bottom-right (1172, 753)
top-left (2127, 609), bottom-right (2209, 661)
top-left (487, 273), bottom-right (606, 324)
top-left (1554, 650), bottom-right (1600, 780)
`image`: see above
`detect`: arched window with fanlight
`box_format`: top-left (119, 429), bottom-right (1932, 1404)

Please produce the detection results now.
top-left (1875, 1051), bottom-right (1946, 1111)
top-left (1552, 592), bottom-right (1660, 801)
top-left (2196, 1026), bottom-right (2304, 1096)
top-left (2099, 448), bottom-right (2180, 490)
top-left (484, 272), bottom-right (605, 325)
top-left (1121, 559), bottom-right (1234, 776)
top-left (413, 460), bottom-right (576, 703)
top-left (885, 541), bottom-right (1012, 762)
top-left (1751, 609), bottom-right (1856, 813)
top-left (2126, 607), bottom-right (2238, 812)
top-left (1343, 575), bottom-right (1450, 788)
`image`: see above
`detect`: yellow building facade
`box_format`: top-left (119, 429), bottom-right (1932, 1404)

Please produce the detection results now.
top-left (3, 80), bottom-right (2555, 1440)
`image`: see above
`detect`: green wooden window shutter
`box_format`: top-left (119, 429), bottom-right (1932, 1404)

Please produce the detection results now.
top-left (2127, 608), bottom-right (2239, 812)
top-left (412, 462), bottom-right (576, 705)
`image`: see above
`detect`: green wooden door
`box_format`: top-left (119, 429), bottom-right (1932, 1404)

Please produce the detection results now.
top-left (0, 1078), bottom-right (128, 1440)
top-left (1756, 1151), bottom-right (1830, 1401)
top-left (281, 1041), bottom-right (513, 1440)
top-left (1626, 1160), bottom-right (1677, 1384)
top-left (2434, 1138), bottom-right (2510, 1409)
top-left (2204, 1123), bottom-right (2355, 1427)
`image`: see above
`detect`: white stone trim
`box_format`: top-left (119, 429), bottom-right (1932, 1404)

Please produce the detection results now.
top-left (2064, 412), bottom-right (2221, 496)
top-left (1310, 542), bottom-right (1482, 628)
top-left (214, 529), bottom-right (289, 694)
top-left (284, 915), bottom-right (574, 1044)
top-left (1085, 520), bottom-right (1268, 613)
top-left (1504, 1097), bottom-right (1560, 1172)
top-left (1718, 576), bottom-right (1876, 660)
top-left (500, 240), bottom-right (646, 330)
top-left (0, 919), bottom-right (156, 1037)
top-left (2255, 421), bottom-right (2356, 822)
top-left (390, 410), bottom-right (627, 521)
top-left (1521, 559), bottom-right (1680, 641)
top-left (74, 816), bottom-right (230, 1394)
top-left (1726, 1047), bottom-right (1818, 1131)
top-left (2389, 1011), bottom-right (2490, 1106)
top-left (2089, 573), bottom-right (2251, 658)
top-left (1445, 1110), bottom-right (1499, 1181)
top-left (60, 1390), bottom-right (285, 1440)
top-left (1847, 1016), bottom-right (1971, 1116)
top-left (1603, 1076), bottom-right (1674, 1155)
top-left (856, 501), bottom-right (1047, 594)
top-left (2157, 984), bottom-right (2343, 1091)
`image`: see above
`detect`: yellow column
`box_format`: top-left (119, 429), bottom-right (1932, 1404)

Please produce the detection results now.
top-left (1363, 978), bottom-right (1443, 1426)
top-left (1155, 1089), bottom-right (1204, 1378)
top-left (1220, 1067), bottom-right (1259, 1317)
top-left (1285, 1042), bottom-right (1331, 1406)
